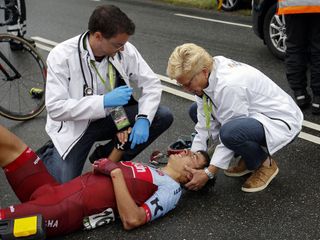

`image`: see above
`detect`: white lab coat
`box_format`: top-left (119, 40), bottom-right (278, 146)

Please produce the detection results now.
top-left (45, 32), bottom-right (162, 159)
top-left (191, 56), bottom-right (303, 169)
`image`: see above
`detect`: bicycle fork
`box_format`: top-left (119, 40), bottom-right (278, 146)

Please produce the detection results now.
top-left (0, 50), bottom-right (21, 81)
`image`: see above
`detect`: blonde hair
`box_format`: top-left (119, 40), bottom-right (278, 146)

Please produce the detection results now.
top-left (167, 43), bottom-right (213, 80)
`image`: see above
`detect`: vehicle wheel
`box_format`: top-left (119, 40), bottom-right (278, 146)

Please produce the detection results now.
top-left (217, 0), bottom-right (240, 11)
top-left (263, 3), bottom-right (286, 60)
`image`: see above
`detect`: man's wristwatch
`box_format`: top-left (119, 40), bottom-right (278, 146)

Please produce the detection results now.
top-left (204, 167), bottom-right (215, 180)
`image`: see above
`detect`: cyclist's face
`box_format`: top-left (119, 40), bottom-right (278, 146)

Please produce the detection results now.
top-left (170, 151), bottom-right (207, 170)
top-left (100, 33), bottom-right (129, 57)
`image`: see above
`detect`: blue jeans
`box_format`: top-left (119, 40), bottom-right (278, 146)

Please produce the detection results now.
top-left (189, 102), bottom-right (198, 124)
top-left (219, 118), bottom-right (268, 170)
top-left (41, 105), bottom-right (173, 183)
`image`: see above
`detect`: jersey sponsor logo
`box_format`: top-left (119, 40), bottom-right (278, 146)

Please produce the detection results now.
top-left (150, 197), bottom-right (163, 216)
top-left (9, 205), bottom-right (15, 213)
top-left (46, 219), bottom-right (59, 228)
top-left (33, 156), bottom-right (40, 165)
top-left (174, 187), bottom-right (182, 195)
top-left (121, 162), bottom-right (153, 182)
top-left (134, 162), bottom-right (147, 173)
top-left (26, 148), bottom-right (32, 154)
top-left (116, 143), bottom-right (125, 150)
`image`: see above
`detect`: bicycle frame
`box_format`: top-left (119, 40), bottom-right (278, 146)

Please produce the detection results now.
top-left (0, 50), bottom-right (21, 80)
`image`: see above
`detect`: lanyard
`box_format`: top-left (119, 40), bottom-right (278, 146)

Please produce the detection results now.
top-left (90, 60), bottom-right (116, 92)
top-left (203, 94), bottom-right (213, 129)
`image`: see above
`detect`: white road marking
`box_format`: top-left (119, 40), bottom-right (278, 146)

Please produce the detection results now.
top-left (301, 120), bottom-right (320, 132)
top-left (34, 42), bottom-right (52, 52)
top-left (162, 85), bottom-right (195, 101)
top-left (32, 36), bottom-right (59, 46)
top-left (32, 36), bottom-right (320, 144)
top-left (174, 13), bottom-right (252, 28)
top-left (298, 132), bottom-right (320, 145)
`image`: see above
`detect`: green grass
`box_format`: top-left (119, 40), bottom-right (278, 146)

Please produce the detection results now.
top-left (237, 9), bottom-right (252, 16)
top-left (158, 0), bottom-right (218, 9)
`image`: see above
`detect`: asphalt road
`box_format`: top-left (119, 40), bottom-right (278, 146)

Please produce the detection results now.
top-left (1, 0), bottom-right (320, 239)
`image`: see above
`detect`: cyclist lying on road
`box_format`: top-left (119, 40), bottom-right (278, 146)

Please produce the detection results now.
top-left (0, 124), bottom-right (210, 238)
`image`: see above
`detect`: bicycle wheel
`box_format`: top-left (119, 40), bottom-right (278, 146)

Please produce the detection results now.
top-left (0, 33), bottom-right (46, 121)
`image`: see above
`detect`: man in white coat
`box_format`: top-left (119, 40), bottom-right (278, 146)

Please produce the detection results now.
top-left (42, 5), bottom-right (173, 183)
top-left (167, 43), bottom-right (303, 193)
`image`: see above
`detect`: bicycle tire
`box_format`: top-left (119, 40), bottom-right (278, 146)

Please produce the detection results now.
top-left (0, 33), bottom-right (46, 121)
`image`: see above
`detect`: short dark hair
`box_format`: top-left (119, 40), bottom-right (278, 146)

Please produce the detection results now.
top-left (197, 150), bottom-right (216, 193)
top-left (197, 150), bottom-right (210, 168)
top-left (88, 5), bottom-right (135, 39)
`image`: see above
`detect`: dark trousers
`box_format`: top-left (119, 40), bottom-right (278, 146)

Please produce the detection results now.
top-left (189, 102), bottom-right (198, 124)
top-left (219, 118), bottom-right (268, 170)
top-left (285, 13), bottom-right (320, 95)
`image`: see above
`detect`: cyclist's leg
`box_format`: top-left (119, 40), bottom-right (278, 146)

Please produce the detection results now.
top-left (41, 117), bottom-right (119, 183)
top-left (0, 177), bottom-right (87, 237)
top-left (0, 124), bottom-right (57, 202)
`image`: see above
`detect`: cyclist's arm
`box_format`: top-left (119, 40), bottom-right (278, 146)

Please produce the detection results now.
top-left (108, 147), bottom-right (124, 162)
top-left (110, 168), bottom-right (147, 230)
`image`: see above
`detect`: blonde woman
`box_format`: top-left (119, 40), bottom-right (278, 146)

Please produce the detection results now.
top-left (167, 43), bottom-right (303, 193)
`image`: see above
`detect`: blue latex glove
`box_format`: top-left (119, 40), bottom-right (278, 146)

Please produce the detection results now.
top-left (129, 118), bottom-right (150, 149)
top-left (103, 86), bottom-right (133, 108)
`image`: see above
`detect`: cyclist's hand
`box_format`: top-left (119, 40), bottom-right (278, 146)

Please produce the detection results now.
top-left (116, 128), bottom-right (131, 145)
top-left (93, 158), bottom-right (119, 176)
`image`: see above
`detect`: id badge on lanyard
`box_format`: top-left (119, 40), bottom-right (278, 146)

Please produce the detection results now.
top-left (203, 94), bottom-right (213, 144)
top-left (91, 60), bottom-right (130, 131)
top-left (90, 60), bottom-right (115, 92)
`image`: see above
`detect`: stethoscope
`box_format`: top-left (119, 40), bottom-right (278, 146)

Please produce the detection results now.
top-left (78, 31), bottom-right (94, 96)
top-left (78, 31), bottom-right (123, 96)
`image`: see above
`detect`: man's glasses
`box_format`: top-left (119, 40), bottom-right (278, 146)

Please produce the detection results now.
top-left (108, 40), bottom-right (126, 51)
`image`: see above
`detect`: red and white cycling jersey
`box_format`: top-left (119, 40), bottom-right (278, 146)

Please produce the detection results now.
top-left (1, 148), bottom-right (182, 237)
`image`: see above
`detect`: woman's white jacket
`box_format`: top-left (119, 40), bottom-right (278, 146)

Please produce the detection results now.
top-left (191, 56), bottom-right (303, 169)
